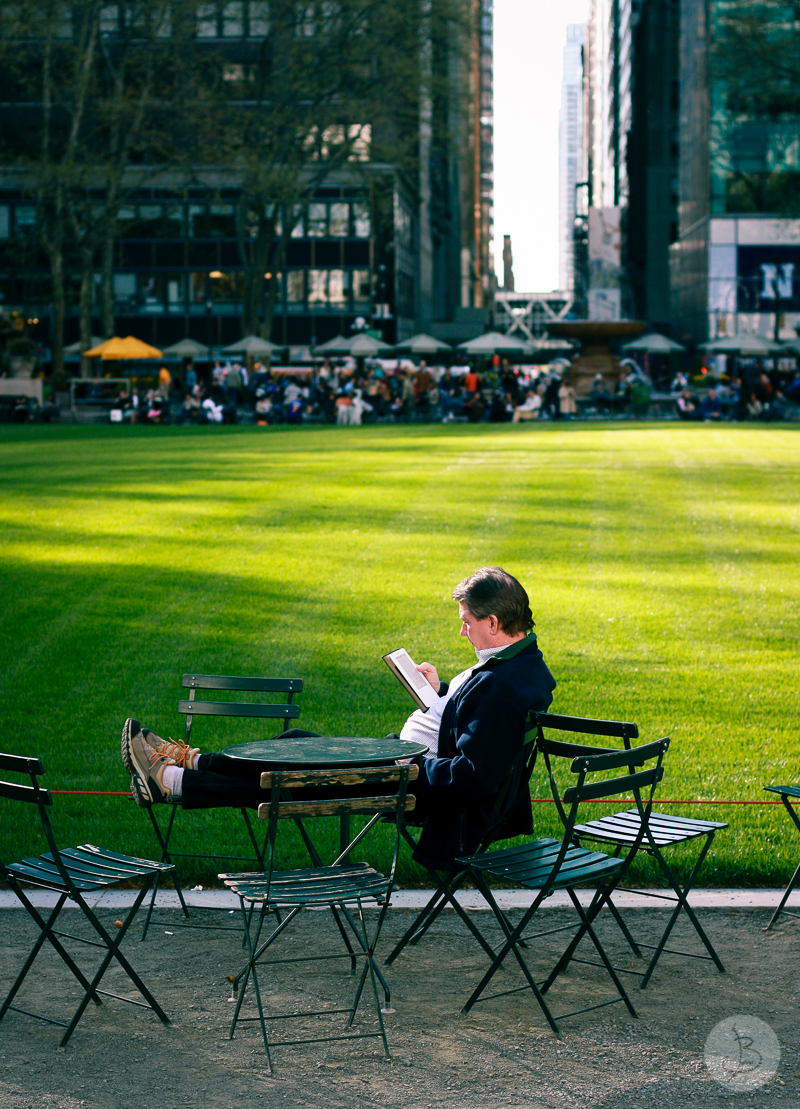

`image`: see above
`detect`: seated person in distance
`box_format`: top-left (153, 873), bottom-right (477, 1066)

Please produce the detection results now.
top-left (121, 567), bottom-right (556, 868)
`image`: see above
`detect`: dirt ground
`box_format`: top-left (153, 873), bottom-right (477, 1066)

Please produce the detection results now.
top-left (0, 902), bottom-right (798, 1109)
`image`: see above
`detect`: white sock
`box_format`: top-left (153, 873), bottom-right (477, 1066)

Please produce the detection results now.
top-left (192, 753), bottom-right (201, 770)
top-left (162, 765), bottom-right (184, 798)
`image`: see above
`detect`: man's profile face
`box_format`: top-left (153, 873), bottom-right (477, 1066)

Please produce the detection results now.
top-left (458, 601), bottom-right (497, 651)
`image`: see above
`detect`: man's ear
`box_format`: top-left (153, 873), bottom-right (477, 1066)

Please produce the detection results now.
top-left (488, 614), bottom-right (499, 635)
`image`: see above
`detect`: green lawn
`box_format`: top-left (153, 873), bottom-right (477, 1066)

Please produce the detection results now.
top-left (0, 421), bottom-right (797, 886)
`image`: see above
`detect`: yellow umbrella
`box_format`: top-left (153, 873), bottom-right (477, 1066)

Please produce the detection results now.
top-left (83, 335), bottom-right (163, 359)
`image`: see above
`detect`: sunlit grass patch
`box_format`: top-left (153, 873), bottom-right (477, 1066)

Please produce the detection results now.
top-left (0, 421), bottom-right (797, 885)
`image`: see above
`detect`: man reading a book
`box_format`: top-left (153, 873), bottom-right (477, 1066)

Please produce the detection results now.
top-left (120, 566), bottom-right (556, 869)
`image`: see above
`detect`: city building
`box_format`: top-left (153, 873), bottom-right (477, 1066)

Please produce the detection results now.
top-left (0, 2), bottom-right (492, 361)
top-left (670, 0), bottom-right (800, 343)
top-left (626, 0), bottom-right (680, 330)
top-left (558, 24), bottom-right (585, 295)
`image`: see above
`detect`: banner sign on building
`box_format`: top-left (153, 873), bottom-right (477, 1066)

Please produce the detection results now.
top-left (737, 246), bottom-right (800, 312)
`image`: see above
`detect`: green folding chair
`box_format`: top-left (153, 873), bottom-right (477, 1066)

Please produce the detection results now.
top-left (764, 785), bottom-right (800, 929)
top-left (458, 736), bottom-right (670, 1033)
top-left (535, 712), bottom-right (728, 988)
top-left (219, 763), bottom-right (417, 1072)
top-left (385, 719), bottom-right (539, 967)
top-left (0, 751), bottom-right (174, 1047)
top-left (140, 672), bottom-right (302, 939)
top-left (386, 713), bottom-right (640, 968)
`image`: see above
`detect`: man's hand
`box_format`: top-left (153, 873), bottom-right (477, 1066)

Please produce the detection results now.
top-left (417, 663), bottom-right (440, 694)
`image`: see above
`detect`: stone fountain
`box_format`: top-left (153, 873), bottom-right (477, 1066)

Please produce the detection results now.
top-left (546, 320), bottom-right (648, 395)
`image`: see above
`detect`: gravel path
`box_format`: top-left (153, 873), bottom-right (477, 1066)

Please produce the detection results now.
top-left (0, 904), bottom-right (797, 1108)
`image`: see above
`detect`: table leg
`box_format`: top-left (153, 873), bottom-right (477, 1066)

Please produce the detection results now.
top-left (339, 815), bottom-right (351, 862)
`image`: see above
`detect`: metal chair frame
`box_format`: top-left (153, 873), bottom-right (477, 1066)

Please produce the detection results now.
top-left (542, 714), bottom-right (727, 987)
top-left (385, 713), bottom-right (638, 968)
top-left (459, 736), bottom-right (670, 1034)
top-left (220, 763), bottom-right (416, 1072)
top-left (764, 785), bottom-right (800, 929)
top-left (140, 672), bottom-right (302, 939)
top-left (384, 718), bottom-right (539, 967)
top-left (0, 752), bottom-right (174, 1047)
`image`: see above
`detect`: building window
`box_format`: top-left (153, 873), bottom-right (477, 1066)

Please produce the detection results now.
top-left (248, 0), bottom-right (269, 35)
top-left (329, 269), bottom-right (347, 305)
top-left (352, 202), bottom-right (370, 238)
top-left (189, 205), bottom-right (208, 238)
top-left (290, 209), bottom-right (305, 237)
top-left (308, 269), bottom-right (327, 304)
top-left (113, 273), bottom-right (137, 308)
top-left (167, 276), bottom-right (184, 312)
top-left (329, 202), bottom-right (348, 237)
top-left (295, 2), bottom-right (315, 36)
top-left (287, 270), bottom-right (305, 306)
top-left (222, 1), bottom-right (244, 36)
top-left (190, 272), bottom-right (208, 305)
top-left (306, 203), bottom-right (327, 237)
top-left (141, 275), bottom-right (165, 314)
top-left (197, 2), bottom-right (218, 36)
top-left (208, 204), bottom-right (236, 237)
top-left (352, 269), bottom-right (370, 306)
top-left (137, 205), bottom-right (163, 237)
top-left (165, 205), bottom-right (184, 238)
top-left (13, 206), bottom-right (37, 238)
top-left (0, 207), bottom-right (9, 240)
top-left (100, 4), bottom-right (120, 34)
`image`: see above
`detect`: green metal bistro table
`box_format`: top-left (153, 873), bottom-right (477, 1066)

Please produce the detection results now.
top-left (223, 735), bottom-right (429, 857)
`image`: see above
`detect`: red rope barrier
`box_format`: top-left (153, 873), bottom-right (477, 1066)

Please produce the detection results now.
top-left (51, 790), bottom-right (133, 796)
top-left (531, 798), bottom-right (796, 806)
top-left (48, 790), bottom-right (796, 806)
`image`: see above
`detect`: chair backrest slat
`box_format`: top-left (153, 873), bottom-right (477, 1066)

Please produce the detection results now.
top-left (571, 737), bottom-right (669, 773)
top-left (178, 699), bottom-right (299, 720)
top-left (0, 753), bottom-right (44, 775)
top-left (536, 712), bottom-right (639, 740)
top-left (0, 779), bottom-right (53, 806)
top-left (259, 795), bottom-right (416, 820)
top-left (182, 674), bottom-right (302, 693)
top-left (563, 764), bottom-right (664, 805)
top-left (539, 737), bottom-right (616, 760)
top-left (260, 765), bottom-right (419, 790)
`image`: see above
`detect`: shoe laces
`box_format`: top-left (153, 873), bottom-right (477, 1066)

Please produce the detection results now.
top-left (149, 737), bottom-right (195, 770)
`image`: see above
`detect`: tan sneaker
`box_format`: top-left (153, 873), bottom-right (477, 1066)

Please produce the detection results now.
top-left (121, 718), bottom-right (172, 807)
top-left (146, 733), bottom-right (200, 770)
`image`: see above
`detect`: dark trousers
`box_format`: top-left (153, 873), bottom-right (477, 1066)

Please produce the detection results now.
top-left (180, 729), bottom-right (416, 812)
top-left (181, 729), bottom-right (319, 810)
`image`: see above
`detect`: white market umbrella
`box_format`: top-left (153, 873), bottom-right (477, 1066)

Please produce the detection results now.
top-left (699, 334), bottom-right (782, 355)
top-left (313, 333), bottom-right (392, 357)
top-left (458, 331), bottom-right (531, 355)
top-left (160, 338), bottom-right (211, 358)
top-left (621, 332), bottom-right (686, 354)
top-left (222, 335), bottom-right (282, 357)
top-left (392, 333), bottom-right (453, 355)
top-left (64, 336), bottom-right (107, 355)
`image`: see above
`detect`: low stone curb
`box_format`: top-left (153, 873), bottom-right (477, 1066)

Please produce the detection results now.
top-left (0, 888), bottom-right (792, 911)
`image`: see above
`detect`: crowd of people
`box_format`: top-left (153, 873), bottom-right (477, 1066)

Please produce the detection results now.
top-left (103, 358), bottom-right (590, 428)
top-left (7, 353), bottom-right (800, 427)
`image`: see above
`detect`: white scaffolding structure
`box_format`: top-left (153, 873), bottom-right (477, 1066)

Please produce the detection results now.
top-left (495, 290), bottom-right (576, 341)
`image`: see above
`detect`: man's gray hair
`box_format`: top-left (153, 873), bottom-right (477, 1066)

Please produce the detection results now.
top-left (452, 567), bottom-right (534, 636)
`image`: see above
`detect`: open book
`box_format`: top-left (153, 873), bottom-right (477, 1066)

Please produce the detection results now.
top-left (382, 648), bottom-right (438, 712)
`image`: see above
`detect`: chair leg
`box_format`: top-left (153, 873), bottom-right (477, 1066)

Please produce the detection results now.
top-left (355, 905), bottom-right (391, 1061)
top-left (0, 889), bottom-right (103, 1025)
top-left (767, 796), bottom-right (800, 929)
top-left (141, 804), bottom-right (188, 940)
top-left (565, 888), bottom-right (637, 1019)
top-left (640, 834), bottom-right (724, 988)
top-left (767, 857), bottom-right (800, 929)
top-left (461, 875), bottom-right (559, 1035)
top-left (61, 879), bottom-right (171, 1046)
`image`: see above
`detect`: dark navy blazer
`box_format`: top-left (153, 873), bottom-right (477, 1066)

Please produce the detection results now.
top-left (411, 634), bottom-right (556, 869)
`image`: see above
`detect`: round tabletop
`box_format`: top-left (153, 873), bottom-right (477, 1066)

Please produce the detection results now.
top-left (222, 735), bottom-right (429, 767)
